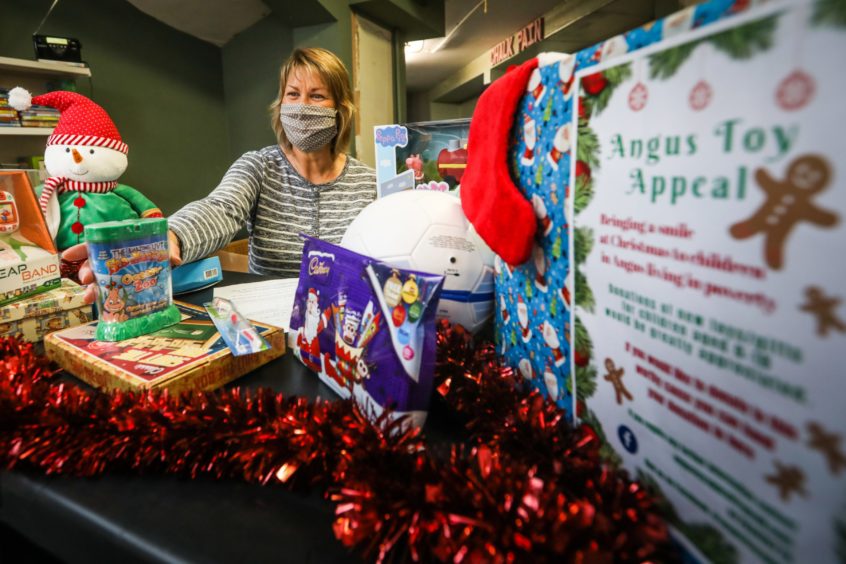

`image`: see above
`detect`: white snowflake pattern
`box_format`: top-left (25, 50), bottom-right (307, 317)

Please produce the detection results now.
top-left (628, 82), bottom-right (649, 111)
top-left (776, 70), bottom-right (815, 111)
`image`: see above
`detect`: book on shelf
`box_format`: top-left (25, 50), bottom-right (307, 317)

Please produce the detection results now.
top-left (44, 301), bottom-right (286, 392)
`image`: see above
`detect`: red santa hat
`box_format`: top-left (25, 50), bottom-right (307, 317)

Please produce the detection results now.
top-left (460, 58), bottom-right (539, 267)
top-left (8, 88), bottom-right (128, 154)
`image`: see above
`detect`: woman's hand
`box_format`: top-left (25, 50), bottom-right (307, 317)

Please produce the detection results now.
top-left (168, 230), bottom-right (184, 266)
top-left (62, 243), bottom-right (97, 304)
top-left (63, 229), bottom-right (183, 305)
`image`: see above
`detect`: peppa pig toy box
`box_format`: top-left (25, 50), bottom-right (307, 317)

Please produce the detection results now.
top-left (374, 118), bottom-right (470, 198)
top-left (0, 170), bottom-right (60, 306)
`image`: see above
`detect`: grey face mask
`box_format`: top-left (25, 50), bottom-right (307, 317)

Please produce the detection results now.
top-left (279, 104), bottom-right (338, 152)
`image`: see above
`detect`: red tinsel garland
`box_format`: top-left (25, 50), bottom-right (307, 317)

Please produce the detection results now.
top-left (0, 324), bottom-right (676, 563)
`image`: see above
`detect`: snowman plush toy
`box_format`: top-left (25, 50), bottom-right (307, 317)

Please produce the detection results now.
top-left (9, 88), bottom-right (162, 280)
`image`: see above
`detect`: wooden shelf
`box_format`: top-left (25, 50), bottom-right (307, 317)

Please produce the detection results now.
top-left (0, 127), bottom-right (53, 136)
top-left (0, 56), bottom-right (88, 163)
top-left (0, 56), bottom-right (91, 78)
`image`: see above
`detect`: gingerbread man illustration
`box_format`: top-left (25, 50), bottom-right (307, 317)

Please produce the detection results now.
top-left (807, 422), bottom-right (846, 475)
top-left (800, 286), bottom-right (846, 338)
top-left (765, 461), bottom-right (807, 502)
top-left (603, 358), bottom-right (633, 405)
top-left (729, 154), bottom-right (839, 270)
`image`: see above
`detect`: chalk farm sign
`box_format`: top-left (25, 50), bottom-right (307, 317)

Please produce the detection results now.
top-left (489, 17), bottom-right (544, 67)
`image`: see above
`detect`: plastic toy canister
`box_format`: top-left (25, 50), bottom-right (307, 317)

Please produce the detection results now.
top-left (85, 218), bottom-right (181, 341)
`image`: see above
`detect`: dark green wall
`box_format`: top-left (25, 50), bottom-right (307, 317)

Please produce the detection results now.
top-left (221, 17), bottom-right (293, 160)
top-left (1, 0), bottom-right (230, 215)
top-left (298, 0), bottom-right (353, 72)
top-left (220, 0), bottom-right (353, 159)
top-left (295, 0), bottom-right (355, 154)
top-left (1, 0), bottom-right (378, 213)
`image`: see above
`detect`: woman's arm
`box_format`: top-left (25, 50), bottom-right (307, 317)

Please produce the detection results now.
top-left (168, 151), bottom-right (264, 263)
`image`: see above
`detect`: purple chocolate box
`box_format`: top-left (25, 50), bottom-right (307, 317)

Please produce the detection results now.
top-left (289, 235), bottom-right (445, 428)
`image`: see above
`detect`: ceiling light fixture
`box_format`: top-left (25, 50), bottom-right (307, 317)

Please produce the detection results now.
top-left (404, 40), bottom-right (426, 54)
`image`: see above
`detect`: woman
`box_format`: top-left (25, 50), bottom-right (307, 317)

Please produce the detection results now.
top-left (69, 47), bottom-right (376, 301)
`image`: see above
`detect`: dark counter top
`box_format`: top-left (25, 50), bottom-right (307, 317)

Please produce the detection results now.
top-left (0, 272), bottom-right (377, 563)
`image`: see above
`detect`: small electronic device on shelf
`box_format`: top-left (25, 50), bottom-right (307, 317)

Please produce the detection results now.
top-left (33, 35), bottom-right (84, 65)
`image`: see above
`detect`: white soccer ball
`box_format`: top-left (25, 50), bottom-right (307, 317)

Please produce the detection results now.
top-left (341, 190), bottom-right (495, 334)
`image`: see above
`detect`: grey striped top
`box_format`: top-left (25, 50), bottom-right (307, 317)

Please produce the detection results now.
top-left (168, 145), bottom-right (376, 276)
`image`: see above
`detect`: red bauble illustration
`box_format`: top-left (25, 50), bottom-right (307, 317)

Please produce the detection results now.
top-left (689, 80), bottom-right (713, 111)
top-left (776, 69), bottom-right (815, 111)
top-left (628, 82), bottom-right (649, 111)
top-left (582, 72), bottom-right (608, 95)
top-left (575, 160), bottom-right (591, 179)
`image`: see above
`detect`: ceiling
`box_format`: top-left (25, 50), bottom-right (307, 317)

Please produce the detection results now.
top-left (127, 0), bottom-right (270, 46)
top-left (124, 0), bottom-right (670, 94)
top-left (126, 0), bottom-right (565, 91)
top-left (405, 0), bottom-right (564, 92)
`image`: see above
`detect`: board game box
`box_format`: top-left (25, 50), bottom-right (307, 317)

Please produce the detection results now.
top-left (0, 278), bottom-right (91, 343)
top-left (44, 301), bottom-right (286, 392)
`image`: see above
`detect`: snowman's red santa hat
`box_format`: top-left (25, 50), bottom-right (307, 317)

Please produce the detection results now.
top-left (8, 88), bottom-right (128, 154)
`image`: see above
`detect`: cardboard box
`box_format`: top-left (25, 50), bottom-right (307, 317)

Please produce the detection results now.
top-left (0, 171), bottom-right (60, 306)
top-left (215, 238), bottom-right (249, 273)
top-left (0, 278), bottom-right (92, 343)
top-left (45, 301), bottom-right (286, 392)
top-left (0, 305), bottom-right (92, 344)
top-left (0, 277), bottom-right (87, 322)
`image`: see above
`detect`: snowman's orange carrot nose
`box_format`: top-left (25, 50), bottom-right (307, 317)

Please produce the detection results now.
top-left (72, 148), bottom-right (83, 164)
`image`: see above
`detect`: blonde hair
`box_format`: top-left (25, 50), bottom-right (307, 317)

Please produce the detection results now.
top-left (270, 48), bottom-right (355, 154)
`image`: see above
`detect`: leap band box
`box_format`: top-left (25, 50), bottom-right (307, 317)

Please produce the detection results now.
top-left (45, 301), bottom-right (286, 393)
top-left (0, 278), bottom-right (91, 343)
top-left (0, 171), bottom-right (60, 306)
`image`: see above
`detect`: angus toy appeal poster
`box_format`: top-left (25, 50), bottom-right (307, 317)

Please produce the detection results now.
top-left (571, 1), bottom-right (846, 562)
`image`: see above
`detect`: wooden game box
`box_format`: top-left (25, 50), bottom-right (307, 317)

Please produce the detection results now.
top-left (44, 301), bottom-right (286, 392)
top-left (0, 278), bottom-right (92, 343)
